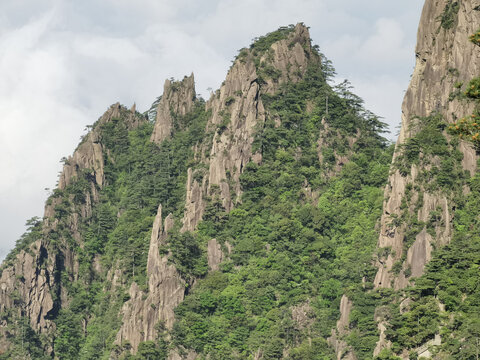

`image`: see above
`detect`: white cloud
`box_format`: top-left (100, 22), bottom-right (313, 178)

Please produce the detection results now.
top-left (358, 18), bottom-right (410, 67)
top-left (348, 75), bottom-right (407, 137)
top-left (0, 0), bottom-right (424, 261)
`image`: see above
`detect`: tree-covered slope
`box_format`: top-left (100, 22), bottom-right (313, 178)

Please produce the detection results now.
top-left (170, 52), bottom-right (392, 360)
top-left (0, 23), bottom-right (395, 360)
top-left (2, 5), bottom-right (479, 358)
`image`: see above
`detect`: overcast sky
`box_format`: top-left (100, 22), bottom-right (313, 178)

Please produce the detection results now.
top-left (0, 0), bottom-right (424, 261)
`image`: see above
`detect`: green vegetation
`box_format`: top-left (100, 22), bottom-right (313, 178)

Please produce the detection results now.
top-left (250, 25), bottom-right (296, 53)
top-left (393, 113), bottom-right (466, 197)
top-left (2, 216), bottom-right (42, 266)
top-left (438, 1), bottom-right (460, 30)
top-left (464, 77), bottom-right (480, 99)
top-left (0, 26), bottom-right (396, 359)
top-left (448, 114), bottom-right (480, 148)
top-left (469, 28), bottom-right (480, 46)
top-left (0, 101), bottom-right (213, 359)
top-left (6, 19), bottom-right (480, 360)
top-left (448, 67), bottom-right (480, 151)
top-left (382, 173), bottom-right (480, 357)
top-left (378, 28), bottom-right (480, 359)
top-left (171, 47), bottom-right (392, 359)
top-left (0, 315), bottom-right (49, 360)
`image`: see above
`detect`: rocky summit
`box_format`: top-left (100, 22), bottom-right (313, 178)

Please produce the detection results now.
top-left (1, 3), bottom-right (480, 359)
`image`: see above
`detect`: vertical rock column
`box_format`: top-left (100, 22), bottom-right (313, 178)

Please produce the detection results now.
top-left (115, 204), bottom-right (182, 352)
top-left (374, 0), bottom-right (480, 290)
top-left (150, 74), bottom-right (196, 144)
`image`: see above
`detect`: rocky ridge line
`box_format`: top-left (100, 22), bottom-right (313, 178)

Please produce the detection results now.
top-left (115, 23), bottom-right (320, 358)
top-left (0, 104), bottom-right (144, 354)
top-left (182, 23), bottom-right (317, 231)
top-left (375, 0), bottom-right (480, 291)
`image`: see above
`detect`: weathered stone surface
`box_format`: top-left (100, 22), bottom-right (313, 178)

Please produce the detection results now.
top-left (58, 103), bottom-right (141, 191)
top-left (291, 301), bottom-right (314, 331)
top-left (0, 240), bottom-right (56, 352)
top-left (116, 205), bottom-right (185, 352)
top-left (207, 238), bottom-right (224, 271)
top-left (168, 350), bottom-right (197, 360)
top-left (182, 23), bottom-right (317, 231)
top-left (374, 0), bottom-right (480, 290)
top-left (151, 74), bottom-right (196, 144)
top-left (415, 333), bottom-right (441, 359)
top-left (0, 104), bottom-right (145, 354)
top-left (406, 229), bottom-right (433, 279)
top-left (328, 295), bottom-right (357, 360)
top-left (373, 315), bottom-right (392, 357)
top-left (112, 23), bottom-right (318, 357)
top-left (182, 167), bottom-right (207, 232)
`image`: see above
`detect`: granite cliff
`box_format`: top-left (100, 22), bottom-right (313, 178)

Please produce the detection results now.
top-left (0, 104), bottom-right (145, 356)
top-left (371, 0), bottom-right (480, 358)
top-left (375, 0), bottom-right (480, 291)
top-left (2, 5), bottom-right (478, 359)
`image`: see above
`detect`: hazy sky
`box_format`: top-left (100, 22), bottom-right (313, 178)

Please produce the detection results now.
top-left (0, 0), bottom-right (424, 261)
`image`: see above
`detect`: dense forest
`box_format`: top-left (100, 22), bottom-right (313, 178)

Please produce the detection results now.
top-left (1, 2), bottom-right (480, 359)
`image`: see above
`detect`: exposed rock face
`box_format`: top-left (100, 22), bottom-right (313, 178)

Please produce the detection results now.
top-left (264, 24), bottom-right (311, 87)
top-left (182, 167), bottom-right (207, 232)
top-left (59, 103), bottom-right (141, 190)
top-left (291, 301), bottom-right (314, 331)
top-left (168, 350), bottom-right (198, 360)
top-left (328, 295), bottom-right (357, 360)
top-left (0, 241), bottom-right (54, 335)
top-left (116, 205), bottom-right (184, 352)
top-left (415, 333), bottom-right (441, 359)
top-left (371, 1), bottom-right (480, 356)
top-left (0, 104), bottom-right (144, 354)
top-left (151, 74), bottom-right (196, 144)
top-left (374, 0), bottom-right (480, 290)
top-left (182, 23), bottom-right (318, 231)
top-left (207, 238), bottom-right (230, 272)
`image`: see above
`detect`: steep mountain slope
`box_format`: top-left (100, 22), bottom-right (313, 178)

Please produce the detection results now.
top-left (0, 23), bottom-right (393, 360)
top-left (368, 0), bottom-right (480, 359)
top-left (374, 0), bottom-right (480, 292)
top-left (4, 2), bottom-right (479, 357)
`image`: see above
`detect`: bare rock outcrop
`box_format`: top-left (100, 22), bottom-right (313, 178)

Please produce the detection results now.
top-left (291, 301), bottom-right (314, 331)
top-left (0, 241), bottom-right (54, 334)
top-left (372, 1), bottom-right (480, 357)
top-left (207, 238), bottom-right (231, 272)
top-left (328, 295), bottom-right (357, 360)
top-left (58, 103), bottom-right (141, 190)
top-left (182, 167), bottom-right (208, 232)
top-left (116, 205), bottom-right (185, 352)
top-left (151, 74), bottom-right (196, 144)
top-left (182, 23), bottom-right (318, 231)
top-left (374, 0), bottom-right (480, 290)
top-left (0, 104), bottom-right (145, 354)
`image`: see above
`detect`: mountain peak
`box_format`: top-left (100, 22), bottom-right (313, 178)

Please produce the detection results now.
top-left (150, 73), bottom-right (196, 144)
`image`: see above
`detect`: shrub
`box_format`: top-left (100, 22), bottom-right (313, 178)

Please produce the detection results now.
top-left (464, 77), bottom-right (480, 99)
top-left (469, 28), bottom-right (480, 46)
top-left (448, 114), bottom-right (480, 148)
